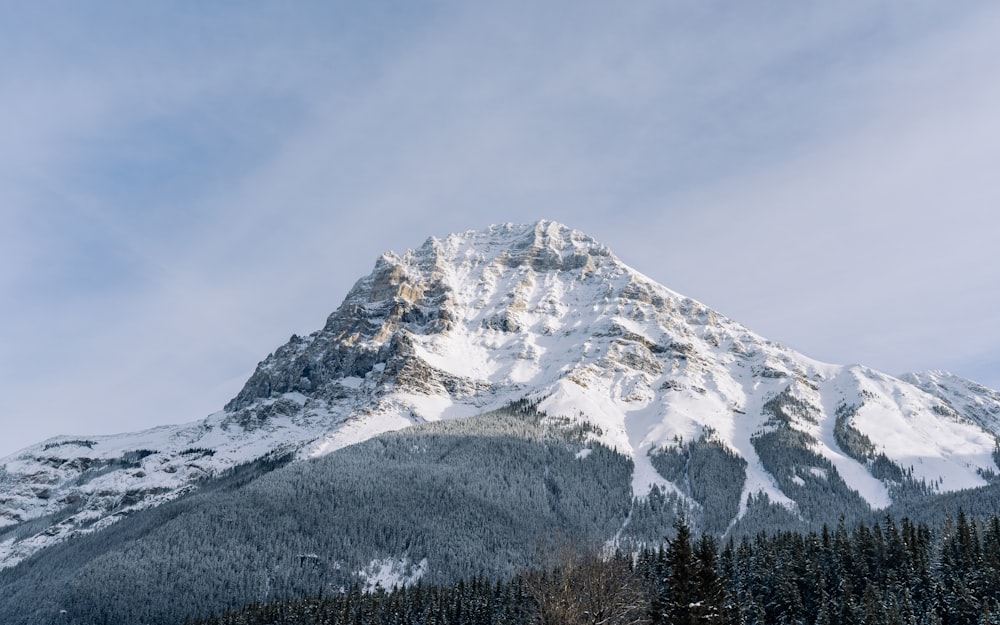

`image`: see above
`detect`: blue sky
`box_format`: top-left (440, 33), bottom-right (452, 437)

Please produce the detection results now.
top-left (3, 1), bottom-right (1000, 457)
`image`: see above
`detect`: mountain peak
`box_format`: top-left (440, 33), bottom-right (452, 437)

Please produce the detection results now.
top-left (224, 220), bottom-right (631, 413)
top-left (417, 219), bottom-right (615, 273)
top-left (5, 221), bottom-right (1000, 570)
top-left (221, 221), bottom-right (1000, 509)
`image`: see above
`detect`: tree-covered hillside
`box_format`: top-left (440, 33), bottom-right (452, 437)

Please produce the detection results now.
top-left (191, 512), bottom-right (1000, 625)
top-left (5, 401), bottom-right (1000, 625)
top-left (0, 405), bottom-right (635, 625)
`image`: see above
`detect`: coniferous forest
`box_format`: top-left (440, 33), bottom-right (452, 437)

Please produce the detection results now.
top-left (7, 405), bottom-right (1000, 625)
top-left (6, 403), bottom-right (1000, 625)
top-left (190, 512), bottom-right (1000, 625)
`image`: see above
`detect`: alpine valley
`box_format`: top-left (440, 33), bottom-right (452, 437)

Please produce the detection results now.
top-left (3, 220), bottom-right (1000, 625)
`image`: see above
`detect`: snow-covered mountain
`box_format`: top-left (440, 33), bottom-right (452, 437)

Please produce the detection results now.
top-left (2, 220), bottom-right (999, 568)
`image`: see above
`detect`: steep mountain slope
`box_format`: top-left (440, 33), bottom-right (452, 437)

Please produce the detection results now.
top-left (2, 220), bottom-right (999, 569)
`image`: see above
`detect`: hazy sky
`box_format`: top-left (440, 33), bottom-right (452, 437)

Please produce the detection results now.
top-left (2, 1), bottom-right (999, 457)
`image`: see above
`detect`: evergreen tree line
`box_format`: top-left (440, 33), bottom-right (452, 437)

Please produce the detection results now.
top-left (715, 511), bottom-right (1000, 625)
top-left (190, 511), bottom-right (1000, 625)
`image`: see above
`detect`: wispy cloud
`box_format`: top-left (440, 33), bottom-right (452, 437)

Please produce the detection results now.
top-left (2, 1), bottom-right (999, 456)
top-left (629, 3), bottom-right (1000, 378)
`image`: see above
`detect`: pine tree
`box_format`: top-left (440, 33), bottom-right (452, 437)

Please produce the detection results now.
top-left (651, 519), bottom-right (696, 625)
top-left (694, 534), bottom-right (733, 624)
top-left (652, 519), bottom-right (731, 625)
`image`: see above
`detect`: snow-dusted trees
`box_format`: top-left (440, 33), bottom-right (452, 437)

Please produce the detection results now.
top-left (9, 394), bottom-right (1000, 625)
top-left (647, 433), bottom-right (747, 535)
top-left (180, 511), bottom-right (1000, 625)
top-left (0, 408), bottom-right (634, 625)
top-left (649, 519), bottom-right (734, 625)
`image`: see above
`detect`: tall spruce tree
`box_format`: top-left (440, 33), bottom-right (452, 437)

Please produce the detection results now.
top-left (652, 519), bottom-right (731, 625)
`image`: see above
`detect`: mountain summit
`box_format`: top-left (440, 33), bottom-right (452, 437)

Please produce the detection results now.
top-left (3, 220), bottom-right (1000, 567)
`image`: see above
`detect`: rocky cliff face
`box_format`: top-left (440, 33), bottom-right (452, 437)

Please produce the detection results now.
top-left (2, 220), bottom-right (999, 568)
top-left (225, 222), bottom-right (615, 413)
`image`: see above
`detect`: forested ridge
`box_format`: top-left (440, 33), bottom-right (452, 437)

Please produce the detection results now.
top-left (5, 402), bottom-right (1000, 625)
top-left (190, 511), bottom-right (1000, 625)
top-left (0, 406), bottom-right (636, 625)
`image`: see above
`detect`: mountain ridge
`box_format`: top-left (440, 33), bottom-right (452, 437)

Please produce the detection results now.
top-left (3, 219), bottom-right (1000, 569)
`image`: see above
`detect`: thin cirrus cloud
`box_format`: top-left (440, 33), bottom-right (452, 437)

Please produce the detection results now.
top-left (631, 4), bottom-right (1000, 383)
top-left (1, 1), bottom-right (999, 457)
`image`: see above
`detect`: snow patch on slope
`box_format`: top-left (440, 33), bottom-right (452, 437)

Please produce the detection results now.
top-left (851, 367), bottom-right (994, 492)
top-left (359, 556), bottom-right (428, 592)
